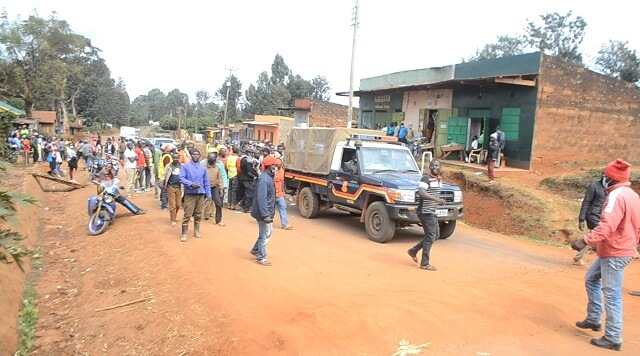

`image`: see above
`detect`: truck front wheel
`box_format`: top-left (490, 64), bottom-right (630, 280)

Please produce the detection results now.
top-left (438, 220), bottom-right (457, 239)
top-left (365, 201), bottom-right (396, 243)
top-left (298, 187), bottom-right (320, 218)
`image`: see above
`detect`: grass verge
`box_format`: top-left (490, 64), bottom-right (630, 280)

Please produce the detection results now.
top-left (15, 248), bottom-right (43, 356)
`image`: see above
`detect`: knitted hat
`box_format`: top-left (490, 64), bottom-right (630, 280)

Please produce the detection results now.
top-left (604, 159), bottom-right (631, 182)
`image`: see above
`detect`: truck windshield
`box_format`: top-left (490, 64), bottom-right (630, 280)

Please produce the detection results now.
top-left (360, 147), bottom-right (420, 174)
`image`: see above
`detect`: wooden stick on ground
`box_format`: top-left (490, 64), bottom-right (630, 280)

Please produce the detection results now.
top-left (94, 297), bottom-right (150, 312)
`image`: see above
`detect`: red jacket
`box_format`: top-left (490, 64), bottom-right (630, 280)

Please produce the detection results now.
top-left (584, 182), bottom-right (640, 258)
top-left (134, 147), bottom-right (146, 168)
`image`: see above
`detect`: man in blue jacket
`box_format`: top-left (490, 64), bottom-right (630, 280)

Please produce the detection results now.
top-left (179, 149), bottom-right (211, 242)
top-left (250, 155), bottom-right (278, 266)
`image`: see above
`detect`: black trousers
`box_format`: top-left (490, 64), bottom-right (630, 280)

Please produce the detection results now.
top-left (228, 176), bottom-right (239, 206)
top-left (408, 213), bottom-right (440, 267)
top-left (241, 180), bottom-right (256, 212)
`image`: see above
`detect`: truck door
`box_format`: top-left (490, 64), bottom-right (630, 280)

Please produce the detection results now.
top-left (328, 147), bottom-right (361, 208)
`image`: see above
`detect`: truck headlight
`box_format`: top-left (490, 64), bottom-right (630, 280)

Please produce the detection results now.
top-left (453, 191), bottom-right (462, 203)
top-left (388, 188), bottom-right (416, 203)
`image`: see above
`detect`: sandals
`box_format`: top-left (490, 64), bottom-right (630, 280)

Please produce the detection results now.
top-left (407, 250), bottom-right (418, 263)
top-left (420, 264), bottom-right (437, 271)
top-left (630, 291), bottom-right (640, 297)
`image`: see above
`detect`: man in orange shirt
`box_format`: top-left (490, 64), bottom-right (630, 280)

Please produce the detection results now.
top-left (273, 158), bottom-right (292, 230)
top-left (22, 137), bottom-right (31, 166)
top-left (134, 142), bottom-right (147, 192)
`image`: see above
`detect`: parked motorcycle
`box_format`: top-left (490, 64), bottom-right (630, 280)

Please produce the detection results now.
top-left (410, 138), bottom-right (423, 160)
top-left (87, 178), bottom-right (121, 235)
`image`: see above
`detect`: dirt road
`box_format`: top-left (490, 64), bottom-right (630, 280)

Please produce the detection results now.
top-left (30, 176), bottom-right (640, 355)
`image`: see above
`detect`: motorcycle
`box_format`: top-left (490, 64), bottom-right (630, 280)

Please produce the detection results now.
top-left (410, 138), bottom-right (423, 160)
top-left (87, 178), bottom-right (121, 235)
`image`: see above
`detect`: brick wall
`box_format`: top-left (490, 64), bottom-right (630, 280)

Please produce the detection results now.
top-left (533, 55), bottom-right (640, 169)
top-left (309, 99), bottom-right (359, 128)
top-left (278, 118), bottom-right (295, 144)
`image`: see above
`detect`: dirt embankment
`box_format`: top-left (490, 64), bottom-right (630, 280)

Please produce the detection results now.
top-left (443, 167), bottom-right (582, 246)
top-left (0, 167), bottom-right (44, 352)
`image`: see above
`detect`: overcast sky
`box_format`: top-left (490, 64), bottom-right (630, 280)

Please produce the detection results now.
top-left (3, 1), bottom-right (638, 106)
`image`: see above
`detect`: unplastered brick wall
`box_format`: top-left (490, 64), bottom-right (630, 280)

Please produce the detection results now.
top-left (309, 99), bottom-right (359, 127)
top-left (533, 55), bottom-right (640, 169)
top-left (278, 119), bottom-right (294, 144)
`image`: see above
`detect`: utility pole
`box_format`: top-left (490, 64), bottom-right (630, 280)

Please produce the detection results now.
top-left (347, 0), bottom-right (360, 128)
top-left (222, 67), bottom-right (236, 143)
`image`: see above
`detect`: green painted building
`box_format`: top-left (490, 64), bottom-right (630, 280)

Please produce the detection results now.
top-left (342, 52), bottom-right (640, 170)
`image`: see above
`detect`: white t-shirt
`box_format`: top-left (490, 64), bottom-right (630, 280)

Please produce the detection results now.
top-left (123, 149), bottom-right (137, 169)
top-left (471, 139), bottom-right (478, 150)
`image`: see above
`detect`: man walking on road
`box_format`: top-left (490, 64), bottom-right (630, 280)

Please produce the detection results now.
top-left (123, 141), bottom-right (138, 198)
top-left (574, 171), bottom-right (607, 265)
top-left (179, 149), bottom-right (211, 242)
top-left (572, 159), bottom-right (640, 351)
top-left (407, 159), bottom-right (445, 271)
top-left (250, 155), bottom-right (278, 266)
top-left (202, 152), bottom-right (225, 227)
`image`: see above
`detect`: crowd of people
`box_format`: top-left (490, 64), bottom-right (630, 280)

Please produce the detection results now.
top-left (9, 124), bottom-right (640, 351)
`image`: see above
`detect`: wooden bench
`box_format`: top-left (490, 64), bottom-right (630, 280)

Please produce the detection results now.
top-left (439, 144), bottom-right (465, 161)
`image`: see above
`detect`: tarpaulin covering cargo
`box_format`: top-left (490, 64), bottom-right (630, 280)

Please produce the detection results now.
top-left (284, 127), bottom-right (389, 175)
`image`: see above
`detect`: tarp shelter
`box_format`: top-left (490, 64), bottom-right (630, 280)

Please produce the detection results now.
top-left (284, 127), bottom-right (388, 175)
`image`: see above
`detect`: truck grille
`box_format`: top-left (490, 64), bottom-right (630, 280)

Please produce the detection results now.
top-left (440, 190), bottom-right (454, 203)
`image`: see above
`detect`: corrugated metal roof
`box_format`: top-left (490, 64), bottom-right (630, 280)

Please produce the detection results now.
top-left (0, 101), bottom-right (26, 116)
top-left (243, 121), bottom-right (278, 126)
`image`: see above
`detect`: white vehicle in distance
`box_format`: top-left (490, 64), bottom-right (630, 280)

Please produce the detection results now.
top-left (154, 138), bottom-right (177, 150)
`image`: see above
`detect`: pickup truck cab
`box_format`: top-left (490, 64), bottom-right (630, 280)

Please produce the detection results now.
top-left (284, 130), bottom-right (464, 243)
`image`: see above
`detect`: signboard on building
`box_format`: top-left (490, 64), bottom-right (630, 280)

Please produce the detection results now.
top-left (374, 94), bottom-right (391, 110)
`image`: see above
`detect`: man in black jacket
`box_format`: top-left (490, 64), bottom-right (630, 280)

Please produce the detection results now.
top-left (238, 149), bottom-right (259, 213)
top-left (574, 172), bottom-right (607, 264)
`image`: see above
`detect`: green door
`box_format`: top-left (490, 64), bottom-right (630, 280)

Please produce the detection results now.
top-left (447, 117), bottom-right (468, 146)
top-left (435, 109), bottom-right (451, 157)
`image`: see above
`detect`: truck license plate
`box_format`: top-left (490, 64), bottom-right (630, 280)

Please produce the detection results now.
top-left (436, 209), bottom-right (448, 217)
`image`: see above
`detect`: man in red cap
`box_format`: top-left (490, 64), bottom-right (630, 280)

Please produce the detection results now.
top-left (249, 154), bottom-right (278, 266)
top-left (572, 159), bottom-right (640, 351)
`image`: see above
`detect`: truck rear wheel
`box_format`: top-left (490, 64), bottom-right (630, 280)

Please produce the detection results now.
top-left (365, 201), bottom-right (396, 243)
top-left (298, 187), bottom-right (319, 218)
top-left (438, 220), bottom-right (456, 239)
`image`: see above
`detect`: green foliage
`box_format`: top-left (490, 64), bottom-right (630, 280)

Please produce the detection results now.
top-left (468, 11), bottom-right (587, 65)
top-left (243, 54), bottom-right (332, 117)
top-left (468, 34), bottom-right (527, 61)
top-left (0, 111), bottom-right (17, 160)
top-left (216, 75), bottom-right (243, 123)
top-left (160, 117), bottom-right (179, 131)
top-left (16, 280), bottom-right (39, 356)
top-left (540, 169), bottom-right (640, 195)
top-left (0, 11), bottom-right (127, 131)
top-left (0, 162), bottom-right (36, 272)
top-left (595, 40), bottom-right (640, 84)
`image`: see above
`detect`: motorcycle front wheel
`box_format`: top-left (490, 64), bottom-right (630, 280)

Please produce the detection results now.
top-left (88, 210), bottom-right (110, 235)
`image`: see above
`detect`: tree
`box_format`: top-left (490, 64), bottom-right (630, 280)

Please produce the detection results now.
top-left (270, 53), bottom-right (290, 86)
top-left (215, 75), bottom-right (242, 123)
top-left (595, 40), bottom-right (640, 84)
top-left (526, 11), bottom-right (587, 64)
top-left (166, 89), bottom-right (188, 119)
top-left (468, 34), bottom-right (527, 61)
top-left (310, 75), bottom-right (331, 101)
top-left (0, 11), bottom-right (99, 133)
top-left (286, 74), bottom-right (312, 104)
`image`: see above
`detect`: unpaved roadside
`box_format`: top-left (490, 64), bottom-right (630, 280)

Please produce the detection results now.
top-left (25, 169), bottom-right (640, 355)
